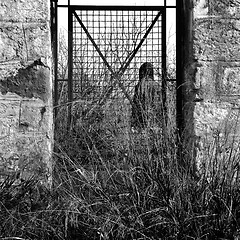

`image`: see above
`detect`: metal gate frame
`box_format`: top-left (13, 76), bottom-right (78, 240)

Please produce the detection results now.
top-left (51, 0), bottom-right (183, 136)
top-left (68, 5), bottom-right (167, 123)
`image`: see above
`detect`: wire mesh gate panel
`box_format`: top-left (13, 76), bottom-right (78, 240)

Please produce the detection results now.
top-left (64, 6), bottom-right (171, 129)
top-left (69, 6), bottom-right (166, 101)
top-left (53, 5), bottom-right (179, 134)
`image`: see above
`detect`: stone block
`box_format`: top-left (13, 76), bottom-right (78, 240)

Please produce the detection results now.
top-left (194, 0), bottom-right (208, 18)
top-left (0, 133), bottom-right (52, 182)
top-left (208, 0), bottom-right (240, 17)
top-left (194, 101), bottom-right (240, 143)
top-left (220, 66), bottom-right (240, 96)
top-left (0, 0), bottom-right (49, 23)
top-left (194, 0), bottom-right (240, 18)
top-left (0, 99), bottom-right (20, 118)
top-left (0, 22), bottom-right (50, 62)
top-left (194, 61), bottom-right (217, 101)
top-left (0, 119), bottom-right (15, 139)
top-left (0, 98), bottom-right (20, 138)
top-left (194, 101), bottom-right (230, 137)
top-left (0, 134), bottom-right (19, 161)
top-left (19, 99), bottom-right (50, 133)
top-left (194, 18), bottom-right (240, 61)
top-left (0, 61), bottom-right (24, 80)
top-left (223, 108), bottom-right (240, 137)
top-left (0, 95), bottom-right (53, 183)
top-left (195, 62), bottom-right (240, 101)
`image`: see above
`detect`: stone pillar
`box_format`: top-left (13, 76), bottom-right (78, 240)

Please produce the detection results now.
top-left (192, 0), bottom-right (240, 164)
top-left (0, 0), bottom-right (53, 184)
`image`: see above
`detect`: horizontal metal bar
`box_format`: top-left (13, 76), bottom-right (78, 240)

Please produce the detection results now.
top-left (57, 5), bottom-right (176, 10)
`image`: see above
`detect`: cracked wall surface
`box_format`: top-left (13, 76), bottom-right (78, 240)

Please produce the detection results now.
top-left (192, 0), bottom-right (240, 163)
top-left (0, 0), bottom-right (53, 184)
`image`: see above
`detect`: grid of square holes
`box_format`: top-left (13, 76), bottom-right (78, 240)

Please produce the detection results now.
top-left (71, 8), bottom-right (164, 101)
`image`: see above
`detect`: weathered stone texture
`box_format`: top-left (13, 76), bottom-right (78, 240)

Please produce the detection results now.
top-left (0, 0), bottom-right (49, 22)
top-left (0, 0), bottom-right (53, 184)
top-left (0, 22), bottom-right (50, 63)
top-left (194, 19), bottom-right (240, 61)
top-left (194, 62), bottom-right (240, 101)
top-left (192, 0), bottom-right (240, 163)
top-left (194, 0), bottom-right (240, 17)
top-left (194, 102), bottom-right (239, 137)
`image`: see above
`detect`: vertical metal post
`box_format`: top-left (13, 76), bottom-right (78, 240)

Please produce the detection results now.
top-left (176, 0), bottom-right (185, 164)
top-left (51, 0), bottom-right (58, 119)
top-left (162, 8), bottom-right (167, 124)
top-left (176, 0), bottom-right (184, 137)
top-left (68, 7), bottom-right (73, 129)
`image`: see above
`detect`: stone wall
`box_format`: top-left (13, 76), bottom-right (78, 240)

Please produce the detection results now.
top-left (191, 0), bottom-right (240, 163)
top-left (0, 0), bottom-right (53, 184)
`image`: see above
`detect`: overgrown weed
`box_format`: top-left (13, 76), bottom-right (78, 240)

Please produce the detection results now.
top-left (1, 104), bottom-right (240, 239)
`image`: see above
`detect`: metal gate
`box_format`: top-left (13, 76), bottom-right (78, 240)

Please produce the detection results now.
top-left (52, 3), bottom-right (178, 133)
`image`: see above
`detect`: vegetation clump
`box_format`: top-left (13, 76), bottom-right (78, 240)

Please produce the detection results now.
top-left (1, 111), bottom-right (240, 239)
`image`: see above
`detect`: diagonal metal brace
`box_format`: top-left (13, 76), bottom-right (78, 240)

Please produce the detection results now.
top-left (73, 11), bottom-right (133, 106)
top-left (73, 10), bottom-right (162, 107)
top-left (100, 10), bottom-right (163, 106)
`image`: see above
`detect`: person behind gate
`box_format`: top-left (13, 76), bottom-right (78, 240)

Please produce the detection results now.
top-left (131, 62), bottom-right (162, 132)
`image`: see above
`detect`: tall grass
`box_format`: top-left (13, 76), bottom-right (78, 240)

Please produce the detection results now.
top-left (1, 102), bottom-right (240, 240)
top-left (1, 27), bottom-right (240, 239)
